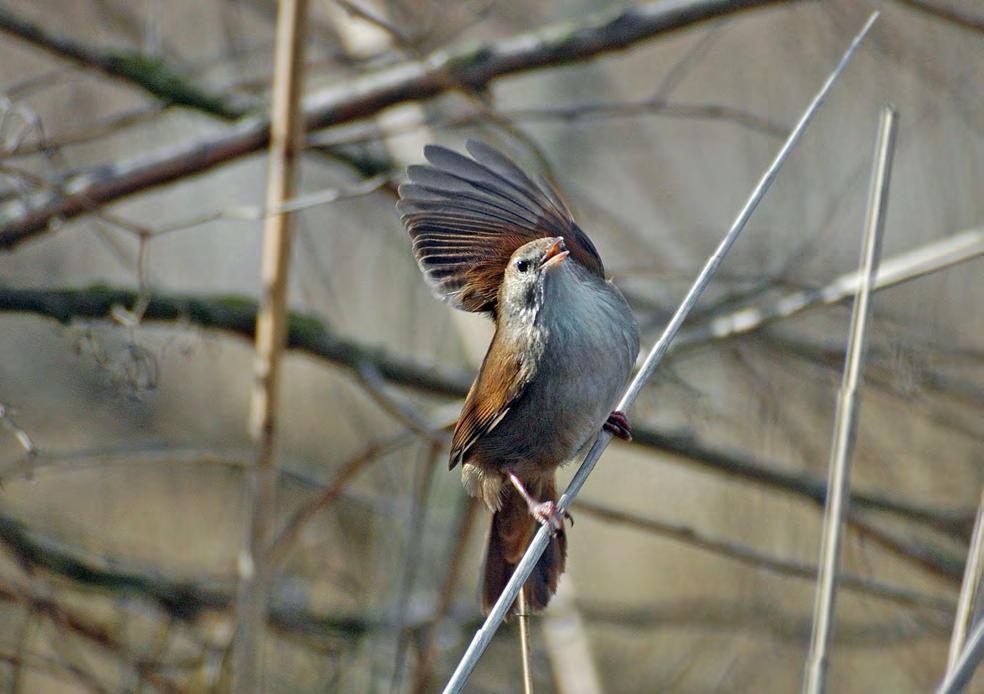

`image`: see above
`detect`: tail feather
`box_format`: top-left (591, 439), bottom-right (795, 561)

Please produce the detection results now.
top-left (482, 475), bottom-right (567, 613)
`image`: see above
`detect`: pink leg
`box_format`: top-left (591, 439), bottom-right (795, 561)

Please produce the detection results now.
top-left (604, 410), bottom-right (632, 441)
top-left (507, 472), bottom-right (572, 531)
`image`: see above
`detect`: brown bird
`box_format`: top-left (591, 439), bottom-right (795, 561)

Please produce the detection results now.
top-left (398, 141), bottom-right (639, 612)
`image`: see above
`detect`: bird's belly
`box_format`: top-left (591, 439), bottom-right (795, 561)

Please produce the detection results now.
top-left (472, 313), bottom-right (636, 474)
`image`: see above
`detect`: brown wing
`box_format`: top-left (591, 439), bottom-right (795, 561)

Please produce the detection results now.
top-left (449, 328), bottom-right (529, 470)
top-left (398, 140), bottom-right (605, 315)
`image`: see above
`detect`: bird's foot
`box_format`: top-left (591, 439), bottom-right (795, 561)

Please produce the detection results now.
top-left (529, 501), bottom-right (573, 531)
top-left (507, 472), bottom-right (572, 532)
top-left (604, 410), bottom-right (632, 441)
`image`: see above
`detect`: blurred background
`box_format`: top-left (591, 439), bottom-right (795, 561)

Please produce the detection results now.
top-left (0, 0), bottom-right (981, 691)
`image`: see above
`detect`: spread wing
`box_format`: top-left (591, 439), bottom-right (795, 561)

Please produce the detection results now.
top-left (449, 329), bottom-right (530, 470)
top-left (398, 140), bottom-right (604, 315)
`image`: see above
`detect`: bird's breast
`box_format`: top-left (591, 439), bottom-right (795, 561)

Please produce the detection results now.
top-left (474, 271), bottom-right (639, 477)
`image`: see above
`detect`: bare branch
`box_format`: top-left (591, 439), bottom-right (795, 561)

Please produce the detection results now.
top-left (0, 285), bottom-right (475, 396)
top-left (579, 597), bottom-right (949, 645)
top-left (0, 508), bottom-right (402, 641)
top-left (574, 499), bottom-right (952, 613)
top-left (0, 7), bottom-right (249, 119)
top-left (0, 284), bottom-right (971, 548)
top-left (675, 228), bottom-right (984, 352)
top-left (8, 105), bottom-right (167, 157)
top-left (0, 0), bottom-right (788, 249)
top-left (306, 97), bottom-right (790, 149)
top-left (0, 569), bottom-right (183, 692)
top-left (268, 431), bottom-right (420, 567)
top-left (895, 0), bottom-right (984, 34)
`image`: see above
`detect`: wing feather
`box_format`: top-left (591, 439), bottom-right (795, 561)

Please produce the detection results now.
top-left (449, 330), bottom-right (529, 469)
top-left (398, 140), bottom-right (604, 314)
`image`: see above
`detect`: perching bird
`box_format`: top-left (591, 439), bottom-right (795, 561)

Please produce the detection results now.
top-left (398, 141), bottom-right (639, 612)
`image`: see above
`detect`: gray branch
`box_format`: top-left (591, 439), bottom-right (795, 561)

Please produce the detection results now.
top-left (0, 0), bottom-right (788, 249)
top-left (0, 283), bottom-right (971, 547)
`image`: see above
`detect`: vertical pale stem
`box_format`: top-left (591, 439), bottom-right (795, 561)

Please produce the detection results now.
top-left (802, 106), bottom-right (898, 694)
top-left (518, 589), bottom-right (535, 694)
top-left (234, 1), bottom-right (308, 691)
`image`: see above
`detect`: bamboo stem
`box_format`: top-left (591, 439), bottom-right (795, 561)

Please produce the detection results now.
top-left (234, 1), bottom-right (308, 691)
top-left (802, 105), bottom-right (898, 694)
top-left (442, 13), bottom-right (880, 693)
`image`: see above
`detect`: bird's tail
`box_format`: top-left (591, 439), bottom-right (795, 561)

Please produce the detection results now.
top-left (482, 475), bottom-right (567, 613)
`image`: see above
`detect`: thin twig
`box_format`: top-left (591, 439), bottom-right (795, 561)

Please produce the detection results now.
top-left (356, 362), bottom-right (450, 445)
top-left (947, 492), bottom-right (984, 672)
top-left (0, 0), bottom-right (787, 247)
top-left (268, 431), bottom-right (420, 568)
top-left (803, 105), bottom-right (897, 694)
top-left (895, 0), bottom-right (984, 34)
top-left (411, 496), bottom-right (481, 694)
top-left (676, 228), bottom-right (984, 351)
top-left (234, 1), bottom-right (308, 691)
top-left (308, 98), bottom-right (789, 148)
top-left (845, 509), bottom-right (964, 582)
top-left (575, 499), bottom-right (953, 612)
top-left (8, 105), bottom-right (167, 157)
top-left (0, 7), bottom-right (249, 119)
top-left (580, 597), bottom-right (949, 644)
top-left (390, 441), bottom-right (442, 694)
top-left (0, 573), bottom-right (181, 692)
top-left (148, 175), bottom-right (389, 236)
top-left (443, 14), bottom-right (880, 692)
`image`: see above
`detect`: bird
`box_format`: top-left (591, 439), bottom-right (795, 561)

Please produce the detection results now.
top-left (397, 140), bottom-right (639, 613)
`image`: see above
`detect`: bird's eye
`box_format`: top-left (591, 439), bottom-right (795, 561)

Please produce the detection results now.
top-left (515, 259), bottom-right (529, 273)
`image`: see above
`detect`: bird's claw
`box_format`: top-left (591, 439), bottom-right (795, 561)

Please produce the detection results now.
top-left (530, 501), bottom-right (572, 532)
top-left (604, 410), bottom-right (632, 441)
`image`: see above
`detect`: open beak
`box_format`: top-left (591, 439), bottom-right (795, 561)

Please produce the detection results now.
top-left (542, 237), bottom-right (569, 269)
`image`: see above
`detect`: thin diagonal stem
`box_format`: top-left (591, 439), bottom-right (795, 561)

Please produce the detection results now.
top-left (935, 618), bottom-right (984, 694)
top-left (442, 13), bottom-right (880, 693)
top-left (802, 105), bottom-right (898, 694)
top-left (947, 492), bottom-right (984, 672)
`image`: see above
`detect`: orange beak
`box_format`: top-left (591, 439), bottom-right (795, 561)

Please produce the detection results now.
top-left (542, 237), bottom-right (569, 269)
